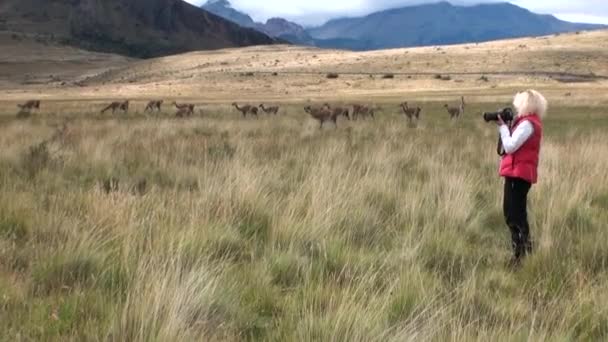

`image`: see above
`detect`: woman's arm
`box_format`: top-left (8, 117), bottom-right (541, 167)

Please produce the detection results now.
top-left (498, 121), bottom-right (534, 154)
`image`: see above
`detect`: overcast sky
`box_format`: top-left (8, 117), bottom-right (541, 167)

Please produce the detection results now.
top-left (187, 0), bottom-right (608, 26)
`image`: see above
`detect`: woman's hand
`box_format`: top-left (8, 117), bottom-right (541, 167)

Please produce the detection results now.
top-left (496, 114), bottom-right (506, 126)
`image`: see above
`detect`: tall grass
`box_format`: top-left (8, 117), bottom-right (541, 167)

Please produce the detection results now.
top-left (0, 103), bottom-right (607, 341)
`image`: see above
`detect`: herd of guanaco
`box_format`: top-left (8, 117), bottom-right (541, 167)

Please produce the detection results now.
top-left (14, 97), bottom-right (467, 128)
top-left (100, 100), bottom-right (197, 117)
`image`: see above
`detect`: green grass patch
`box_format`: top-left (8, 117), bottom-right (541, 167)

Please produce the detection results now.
top-left (0, 214), bottom-right (29, 244)
top-left (32, 255), bottom-right (100, 295)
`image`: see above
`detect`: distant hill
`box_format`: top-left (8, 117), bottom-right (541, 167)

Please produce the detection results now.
top-left (261, 18), bottom-right (315, 46)
top-left (201, 0), bottom-right (314, 45)
top-left (307, 2), bottom-right (606, 50)
top-left (0, 0), bottom-right (277, 58)
top-left (200, 1), bottom-right (605, 51)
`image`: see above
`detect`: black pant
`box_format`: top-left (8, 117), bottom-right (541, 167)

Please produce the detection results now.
top-left (503, 177), bottom-right (532, 259)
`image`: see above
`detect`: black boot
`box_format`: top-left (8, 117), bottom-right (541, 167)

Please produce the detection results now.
top-left (507, 230), bottom-right (524, 269)
top-left (522, 234), bottom-right (533, 257)
top-left (507, 256), bottom-right (522, 269)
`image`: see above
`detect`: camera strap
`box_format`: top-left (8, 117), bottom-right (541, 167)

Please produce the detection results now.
top-left (497, 134), bottom-right (505, 156)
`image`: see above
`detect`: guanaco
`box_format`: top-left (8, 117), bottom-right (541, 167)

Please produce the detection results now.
top-left (444, 96), bottom-right (465, 119)
top-left (232, 103), bottom-right (258, 118)
top-left (400, 102), bottom-right (422, 122)
top-left (145, 100), bottom-right (163, 112)
top-left (304, 105), bottom-right (347, 129)
top-left (352, 104), bottom-right (375, 120)
top-left (173, 102), bottom-right (194, 116)
top-left (259, 104), bottom-right (279, 115)
top-left (101, 100), bottom-right (129, 114)
top-left (175, 107), bottom-right (192, 118)
top-left (17, 100), bottom-right (40, 111)
top-left (324, 103), bottom-right (350, 121)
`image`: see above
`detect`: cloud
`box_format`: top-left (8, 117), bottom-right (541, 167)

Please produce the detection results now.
top-left (515, 0), bottom-right (608, 24)
top-left (554, 14), bottom-right (608, 25)
top-left (188, 0), bottom-right (608, 26)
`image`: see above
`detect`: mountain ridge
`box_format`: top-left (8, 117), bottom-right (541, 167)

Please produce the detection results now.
top-left (307, 2), bottom-right (606, 50)
top-left (0, 0), bottom-right (277, 58)
top-left (201, 0), bottom-right (605, 51)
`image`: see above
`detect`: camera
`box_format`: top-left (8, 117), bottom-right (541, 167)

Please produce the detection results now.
top-left (483, 107), bottom-right (514, 122)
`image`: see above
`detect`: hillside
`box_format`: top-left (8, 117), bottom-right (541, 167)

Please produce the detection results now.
top-left (2, 29), bottom-right (607, 106)
top-left (0, 0), bottom-right (277, 58)
top-left (0, 31), bottom-right (133, 89)
top-left (308, 2), bottom-right (606, 50)
top-left (65, 30), bottom-right (607, 103)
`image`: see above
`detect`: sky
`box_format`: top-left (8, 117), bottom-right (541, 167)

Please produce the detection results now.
top-left (187, 0), bottom-right (608, 26)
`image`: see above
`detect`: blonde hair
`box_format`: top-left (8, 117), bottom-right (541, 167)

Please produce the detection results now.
top-left (513, 89), bottom-right (548, 118)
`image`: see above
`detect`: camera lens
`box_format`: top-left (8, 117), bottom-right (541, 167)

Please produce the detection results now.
top-left (483, 112), bottom-right (499, 122)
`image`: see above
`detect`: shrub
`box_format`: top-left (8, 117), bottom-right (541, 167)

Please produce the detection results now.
top-left (232, 269), bottom-right (281, 339)
top-left (519, 250), bottom-right (576, 302)
top-left (365, 191), bottom-right (398, 218)
top-left (333, 214), bottom-right (391, 249)
top-left (33, 255), bottom-right (100, 295)
top-left (269, 253), bottom-right (305, 288)
top-left (388, 287), bottom-right (423, 324)
top-left (235, 204), bottom-right (271, 243)
top-left (98, 264), bottom-right (130, 299)
top-left (0, 215), bottom-right (29, 244)
top-left (571, 302), bottom-right (608, 340)
top-left (434, 74), bottom-right (451, 81)
top-left (382, 73), bottom-right (395, 79)
top-left (16, 110), bottom-right (31, 119)
top-left (20, 141), bottom-right (51, 178)
top-left (419, 233), bottom-right (480, 283)
top-left (308, 241), bottom-right (353, 284)
top-left (454, 289), bottom-right (505, 328)
top-left (206, 232), bottom-right (252, 263)
top-left (591, 193), bottom-right (608, 210)
top-left (326, 73), bottom-right (339, 79)
top-left (208, 141), bottom-right (236, 161)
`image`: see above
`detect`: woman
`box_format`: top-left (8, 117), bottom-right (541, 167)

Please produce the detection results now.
top-left (497, 90), bottom-right (546, 266)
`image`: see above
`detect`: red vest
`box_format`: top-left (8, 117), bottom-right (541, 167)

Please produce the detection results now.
top-left (499, 114), bottom-right (543, 184)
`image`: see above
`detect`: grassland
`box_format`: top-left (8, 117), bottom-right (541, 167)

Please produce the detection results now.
top-left (0, 101), bottom-right (607, 341)
top-left (1, 29), bottom-right (608, 341)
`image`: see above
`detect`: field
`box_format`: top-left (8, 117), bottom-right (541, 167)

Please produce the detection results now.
top-left (1, 30), bottom-right (608, 341)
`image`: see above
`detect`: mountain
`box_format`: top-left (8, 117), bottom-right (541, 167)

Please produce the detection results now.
top-left (259, 18), bottom-right (315, 45)
top-left (201, 0), bottom-right (313, 45)
top-left (307, 2), bottom-right (606, 50)
top-left (0, 0), bottom-right (277, 58)
top-left (201, 0), bottom-right (256, 28)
